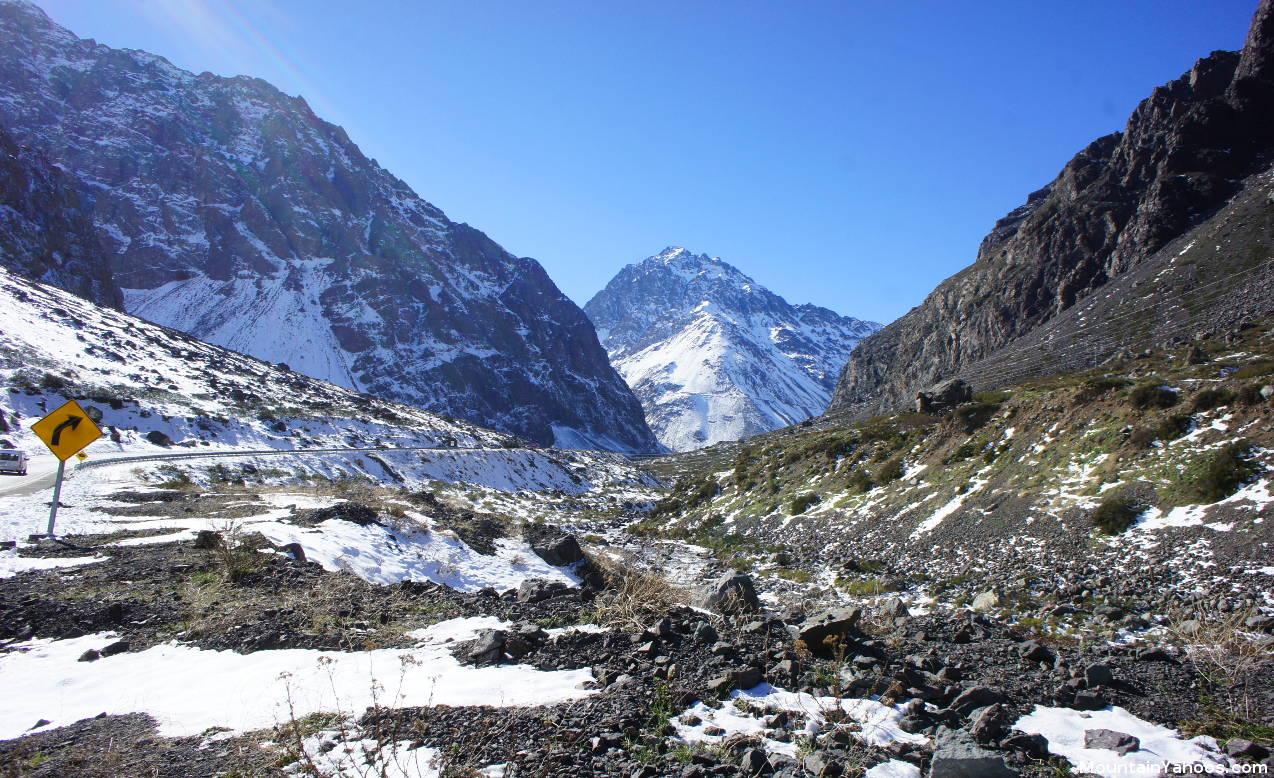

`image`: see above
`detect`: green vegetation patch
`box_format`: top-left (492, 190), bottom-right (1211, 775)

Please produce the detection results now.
top-left (1129, 383), bottom-right (1180, 410)
top-left (1163, 441), bottom-right (1262, 506)
top-left (1092, 491), bottom-right (1145, 535)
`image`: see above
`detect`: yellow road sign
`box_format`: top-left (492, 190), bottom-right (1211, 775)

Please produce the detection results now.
top-left (32, 399), bottom-right (103, 461)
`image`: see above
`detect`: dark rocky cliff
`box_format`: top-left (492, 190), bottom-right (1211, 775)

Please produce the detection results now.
top-left (0, 124), bottom-right (121, 308)
top-left (830, 0), bottom-right (1274, 418)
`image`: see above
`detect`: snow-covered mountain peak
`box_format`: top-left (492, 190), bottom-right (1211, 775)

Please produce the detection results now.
top-left (585, 248), bottom-right (882, 452)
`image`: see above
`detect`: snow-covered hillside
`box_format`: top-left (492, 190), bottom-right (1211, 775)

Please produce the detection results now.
top-left (0, 0), bottom-right (656, 453)
top-left (0, 265), bottom-right (653, 496)
top-left (584, 248), bottom-right (881, 451)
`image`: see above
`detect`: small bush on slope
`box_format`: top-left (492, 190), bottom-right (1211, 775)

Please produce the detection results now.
top-left (1129, 383), bottom-right (1180, 410)
top-left (1092, 492), bottom-right (1144, 535)
top-left (1191, 387), bottom-right (1234, 412)
top-left (1165, 441), bottom-right (1262, 506)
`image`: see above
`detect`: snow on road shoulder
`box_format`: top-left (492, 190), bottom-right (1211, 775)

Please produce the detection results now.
top-left (0, 618), bottom-right (596, 740)
top-left (1012, 705), bottom-right (1235, 777)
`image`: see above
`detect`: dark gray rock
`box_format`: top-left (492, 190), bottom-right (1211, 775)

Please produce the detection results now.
top-left (517, 579), bottom-right (571, 603)
top-left (948, 686), bottom-right (1005, 717)
top-left (1001, 733), bottom-right (1050, 760)
top-left (969, 704), bottom-right (1008, 745)
top-left (916, 379), bottom-right (973, 414)
top-left (1016, 640), bottom-right (1053, 663)
top-left (527, 531), bottom-right (585, 567)
top-left (468, 630), bottom-right (506, 664)
top-left (1073, 689), bottom-right (1109, 710)
top-left (705, 571), bottom-right (760, 614)
top-left (1085, 728), bottom-right (1140, 755)
top-left (802, 751), bottom-right (844, 776)
top-left (1226, 739), bottom-right (1270, 760)
top-left (795, 608), bottom-right (862, 656)
top-left (929, 729), bottom-right (1020, 777)
top-left (1085, 663), bottom-right (1115, 687)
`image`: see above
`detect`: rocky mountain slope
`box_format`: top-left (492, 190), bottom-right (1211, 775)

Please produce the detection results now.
top-left (585, 248), bottom-right (879, 452)
top-left (830, 0), bottom-right (1274, 419)
top-left (0, 263), bottom-right (652, 497)
top-left (0, 0), bottom-right (656, 452)
top-left (0, 125), bottom-right (119, 309)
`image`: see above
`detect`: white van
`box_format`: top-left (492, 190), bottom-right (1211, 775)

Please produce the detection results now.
top-left (0, 450), bottom-right (28, 475)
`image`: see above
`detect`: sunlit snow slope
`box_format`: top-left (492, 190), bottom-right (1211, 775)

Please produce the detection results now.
top-left (585, 248), bottom-right (881, 452)
top-left (0, 265), bottom-right (651, 495)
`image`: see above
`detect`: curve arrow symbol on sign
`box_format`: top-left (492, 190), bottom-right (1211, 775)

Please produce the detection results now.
top-left (50, 414), bottom-right (82, 446)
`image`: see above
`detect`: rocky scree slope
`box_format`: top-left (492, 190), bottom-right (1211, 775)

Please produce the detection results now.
top-left (831, 0), bottom-right (1274, 419)
top-left (0, 0), bottom-right (656, 452)
top-left (585, 247), bottom-right (879, 452)
top-left (644, 324), bottom-right (1274, 639)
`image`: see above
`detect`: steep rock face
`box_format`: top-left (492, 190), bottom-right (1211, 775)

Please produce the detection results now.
top-left (0, 0), bottom-right (656, 452)
top-left (585, 247), bottom-right (879, 451)
top-left (830, 0), bottom-right (1274, 418)
top-left (0, 124), bottom-right (121, 307)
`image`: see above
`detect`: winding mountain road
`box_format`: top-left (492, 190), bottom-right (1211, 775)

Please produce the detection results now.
top-left (0, 446), bottom-right (482, 500)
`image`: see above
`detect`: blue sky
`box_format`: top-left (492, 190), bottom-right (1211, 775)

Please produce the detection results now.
top-left (35, 0), bottom-right (1258, 324)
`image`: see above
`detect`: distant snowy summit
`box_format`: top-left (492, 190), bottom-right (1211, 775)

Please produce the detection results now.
top-left (584, 247), bottom-right (881, 452)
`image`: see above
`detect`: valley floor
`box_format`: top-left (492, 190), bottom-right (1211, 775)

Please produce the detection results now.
top-left (0, 414), bottom-right (1269, 777)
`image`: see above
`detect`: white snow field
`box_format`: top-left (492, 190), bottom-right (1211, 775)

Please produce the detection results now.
top-left (0, 617), bottom-right (595, 740)
top-left (1013, 705), bottom-right (1239, 777)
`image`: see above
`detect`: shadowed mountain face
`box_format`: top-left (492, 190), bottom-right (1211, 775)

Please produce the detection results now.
top-left (586, 247), bottom-right (879, 451)
top-left (0, 124), bottom-right (120, 309)
top-left (0, 0), bottom-right (657, 452)
top-left (830, 0), bottom-right (1274, 418)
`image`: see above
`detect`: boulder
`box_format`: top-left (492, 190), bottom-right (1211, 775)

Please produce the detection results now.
top-left (1001, 733), bottom-right (1050, 760)
top-left (916, 378), bottom-right (974, 414)
top-left (1084, 728), bottom-right (1140, 755)
top-left (970, 591), bottom-right (1001, 611)
top-left (704, 571), bottom-right (760, 614)
top-left (795, 608), bottom-right (862, 656)
top-left (526, 528), bottom-right (585, 566)
top-left (928, 729), bottom-right (1020, 777)
top-left (1016, 640), bottom-right (1053, 663)
top-left (468, 630), bottom-right (506, 664)
top-left (948, 686), bottom-right (1005, 717)
top-left (969, 704), bottom-right (1008, 745)
top-left (1225, 739), bottom-right (1270, 760)
top-left (1084, 663), bottom-right (1114, 687)
top-left (517, 579), bottom-right (572, 603)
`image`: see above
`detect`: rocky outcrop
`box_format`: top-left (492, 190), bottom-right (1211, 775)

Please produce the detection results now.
top-left (0, 125), bottom-right (120, 308)
top-left (830, 0), bottom-right (1274, 418)
top-left (0, 0), bottom-right (656, 451)
top-left (586, 247), bottom-right (879, 451)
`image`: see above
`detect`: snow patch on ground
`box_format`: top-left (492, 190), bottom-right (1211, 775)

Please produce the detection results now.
top-left (0, 618), bottom-right (595, 739)
top-left (0, 548), bottom-right (103, 578)
top-left (1012, 705), bottom-right (1234, 777)
top-left (673, 683), bottom-right (927, 760)
top-left (292, 732), bottom-right (439, 778)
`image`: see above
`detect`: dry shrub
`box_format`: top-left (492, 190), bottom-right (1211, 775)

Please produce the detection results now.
top-left (1165, 606), bottom-right (1274, 722)
top-left (587, 552), bottom-right (691, 629)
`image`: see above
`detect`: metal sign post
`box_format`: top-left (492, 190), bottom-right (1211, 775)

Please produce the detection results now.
top-left (46, 459), bottom-right (66, 538)
top-left (30, 399), bottom-right (103, 539)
